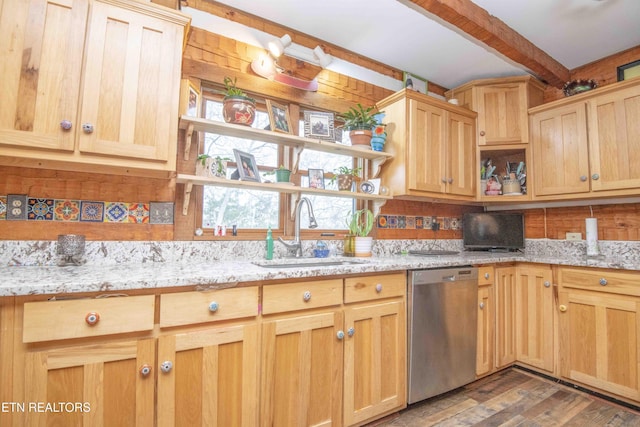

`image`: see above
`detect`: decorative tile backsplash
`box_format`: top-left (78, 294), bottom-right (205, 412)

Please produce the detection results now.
top-left (0, 195), bottom-right (173, 225)
top-left (377, 214), bottom-right (461, 230)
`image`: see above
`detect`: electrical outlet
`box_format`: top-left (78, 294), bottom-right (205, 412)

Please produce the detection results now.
top-left (566, 232), bottom-right (582, 241)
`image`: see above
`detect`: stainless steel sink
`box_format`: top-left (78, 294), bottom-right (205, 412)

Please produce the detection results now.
top-left (253, 259), bottom-right (369, 268)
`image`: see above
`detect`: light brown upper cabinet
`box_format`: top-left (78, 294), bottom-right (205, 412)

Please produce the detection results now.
top-left (446, 76), bottom-right (545, 146)
top-left (0, 0), bottom-right (190, 177)
top-left (530, 78), bottom-right (640, 199)
top-left (377, 89), bottom-right (477, 201)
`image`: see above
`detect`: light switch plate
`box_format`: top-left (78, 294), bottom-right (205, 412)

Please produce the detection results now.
top-left (566, 232), bottom-right (582, 241)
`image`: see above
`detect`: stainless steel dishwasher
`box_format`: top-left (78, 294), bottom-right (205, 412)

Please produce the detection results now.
top-left (407, 266), bottom-right (478, 404)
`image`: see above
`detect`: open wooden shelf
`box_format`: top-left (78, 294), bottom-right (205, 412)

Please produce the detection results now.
top-left (176, 174), bottom-right (393, 217)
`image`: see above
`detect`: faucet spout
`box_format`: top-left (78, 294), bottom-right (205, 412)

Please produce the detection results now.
top-left (277, 197), bottom-right (318, 257)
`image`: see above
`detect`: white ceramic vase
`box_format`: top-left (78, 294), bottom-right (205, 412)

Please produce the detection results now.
top-left (354, 236), bottom-right (373, 257)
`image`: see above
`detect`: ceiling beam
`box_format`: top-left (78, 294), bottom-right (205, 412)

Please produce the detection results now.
top-left (405, 0), bottom-right (570, 88)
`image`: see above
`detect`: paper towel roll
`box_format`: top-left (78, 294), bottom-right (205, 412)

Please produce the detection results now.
top-left (586, 218), bottom-right (599, 256)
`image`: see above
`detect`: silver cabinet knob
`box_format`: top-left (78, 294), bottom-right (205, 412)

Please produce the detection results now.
top-left (139, 364), bottom-right (152, 377)
top-left (160, 361), bottom-right (173, 373)
top-left (479, 130), bottom-right (486, 136)
top-left (580, 175), bottom-right (588, 182)
top-left (375, 283), bottom-right (383, 293)
top-left (544, 281), bottom-right (551, 288)
top-left (448, 178), bottom-right (453, 184)
top-left (337, 330), bottom-right (345, 340)
top-left (82, 123), bottom-right (94, 133)
top-left (484, 273), bottom-right (490, 279)
top-left (208, 301), bottom-right (219, 312)
top-left (599, 278), bottom-right (607, 286)
top-left (60, 120), bottom-right (72, 130)
top-left (303, 291), bottom-right (311, 302)
top-left (441, 178), bottom-right (447, 183)
top-left (479, 302), bottom-right (485, 309)
top-left (347, 327), bottom-right (355, 337)
top-left (592, 173), bottom-right (600, 180)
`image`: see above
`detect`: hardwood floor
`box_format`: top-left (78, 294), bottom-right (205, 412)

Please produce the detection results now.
top-left (371, 368), bottom-right (640, 426)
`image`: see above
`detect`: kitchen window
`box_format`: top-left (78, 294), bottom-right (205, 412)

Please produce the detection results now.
top-left (199, 93), bottom-right (352, 233)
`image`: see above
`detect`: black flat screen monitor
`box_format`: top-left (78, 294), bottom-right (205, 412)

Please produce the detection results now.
top-left (462, 212), bottom-right (525, 251)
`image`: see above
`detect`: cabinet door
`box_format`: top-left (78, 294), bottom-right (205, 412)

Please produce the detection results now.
top-left (495, 267), bottom-right (517, 368)
top-left (343, 299), bottom-right (406, 426)
top-left (0, 0), bottom-right (87, 151)
top-left (408, 100), bottom-right (447, 193)
top-left (476, 83), bottom-right (528, 145)
top-left (78, 0), bottom-right (183, 163)
top-left (531, 103), bottom-right (591, 196)
top-left (157, 323), bottom-right (259, 427)
top-left (447, 111), bottom-right (476, 196)
top-left (23, 338), bottom-right (155, 426)
top-left (588, 83), bottom-right (640, 192)
top-left (260, 310), bottom-right (343, 427)
top-left (558, 289), bottom-right (640, 401)
top-left (515, 265), bottom-right (554, 372)
top-left (476, 283), bottom-right (494, 377)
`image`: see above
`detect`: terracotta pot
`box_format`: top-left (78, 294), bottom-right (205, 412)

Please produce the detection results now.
top-left (337, 174), bottom-right (354, 191)
top-left (222, 96), bottom-right (256, 126)
top-left (349, 129), bottom-right (372, 148)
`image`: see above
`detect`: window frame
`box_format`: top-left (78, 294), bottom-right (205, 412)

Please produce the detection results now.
top-left (192, 86), bottom-right (359, 241)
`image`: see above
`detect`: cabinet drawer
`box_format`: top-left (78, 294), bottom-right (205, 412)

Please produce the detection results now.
top-left (23, 295), bottom-right (155, 343)
top-left (159, 287), bottom-right (258, 328)
top-left (478, 266), bottom-right (494, 286)
top-left (344, 273), bottom-right (405, 304)
top-left (559, 267), bottom-right (640, 296)
top-left (262, 279), bottom-right (342, 315)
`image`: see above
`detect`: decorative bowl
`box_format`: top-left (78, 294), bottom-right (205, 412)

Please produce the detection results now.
top-left (562, 79), bottom-right (597, 97)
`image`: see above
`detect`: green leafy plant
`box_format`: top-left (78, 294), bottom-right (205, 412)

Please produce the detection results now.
top-left (329, 166), bottom-right (361, 186)
top-left (345, 209), bottom-right (374, 237)
top-left (223, 76), bottom-right (255, 102)
top-left (338, 103), bottom-right (384, 131)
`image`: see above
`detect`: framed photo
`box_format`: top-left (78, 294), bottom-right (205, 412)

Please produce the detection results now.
top-left (308, 168), bottom-right (325, 189)
top-left (617, 59), bottom-right (640, 81)
top-left (233, 149), bottom-right (261, 182)
top-left (180, 79), bottom-right (201, 117)
top-left (403, 71), bottom-right (428, 94)
top-left (303, 111), bottom-right (335, 141)
top-left (266, 100), bottom-right (292, 134)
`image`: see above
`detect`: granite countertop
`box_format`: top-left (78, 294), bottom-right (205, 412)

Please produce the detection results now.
top-left (2, 250), bottom-right (638, 297)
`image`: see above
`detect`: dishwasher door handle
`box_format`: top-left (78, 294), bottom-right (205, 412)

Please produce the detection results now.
top-left (442, 275), bottom-right (455, 281)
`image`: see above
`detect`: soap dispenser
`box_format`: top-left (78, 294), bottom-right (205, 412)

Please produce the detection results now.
top-left (265, 226), bottom-right (274, 260)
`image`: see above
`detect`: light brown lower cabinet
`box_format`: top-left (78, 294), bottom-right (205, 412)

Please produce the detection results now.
top-left (495, 266), bottom-right (517, 368)
top-left (476, 266), bottom-right (495, 377)
top-left (558, 267), bottom-right (640, 402)
top-left (515, 263), bottom-right (554, 372)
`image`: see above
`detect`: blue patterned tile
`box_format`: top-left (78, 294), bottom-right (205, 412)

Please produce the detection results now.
top-left (377, 215), bottom-right (388, 229)
top-left (105, 202), bottom-right (129, 223)
top-left (27, 198), bottom-right (54, 220)
top-left (80, 201), bottom-right (104, 222)
top-left (0, 196), bottom-right (6, 220)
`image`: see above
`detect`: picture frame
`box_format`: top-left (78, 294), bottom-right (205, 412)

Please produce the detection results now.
top-left (617, 59), bottom-right (640, 81)
top-left (403, 71), bottom-right (428, 94)
top-left (266, 100), bottom-right (292, 134)
top-left (303, 111), bottom-right (335, 141)
top-left (179, 79), bottom-right (201, 117)
top-left (233, 149), bottom-right (261, 182)
top-left (308, 168), bottom-right (325, 189)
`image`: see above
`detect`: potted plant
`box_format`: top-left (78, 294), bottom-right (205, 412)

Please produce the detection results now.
top-left (196, 154), bottom-right (230, 178)
top-left (345, 209), bottom-right (375, 257)
top-left (338, 103), bottom-right (384, 148)
top-left (267, 165), bottom-right (291, 183)
top-left (222, 76), bottom-right (256, 126)
top-left (329, 166), bottom-right (361, 191)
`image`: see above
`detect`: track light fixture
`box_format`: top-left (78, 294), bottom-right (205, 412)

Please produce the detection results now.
top-left (267, 34), bottom-right (292, 58)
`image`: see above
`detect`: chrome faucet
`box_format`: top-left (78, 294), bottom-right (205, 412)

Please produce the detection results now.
top-left (278, 197), bottom-right (318, 257)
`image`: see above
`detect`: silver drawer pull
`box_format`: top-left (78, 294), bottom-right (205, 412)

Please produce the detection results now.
top-left (303, 291), bottom-right (311, 302)
top-left (599, 278), bottom-right (607, 286)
